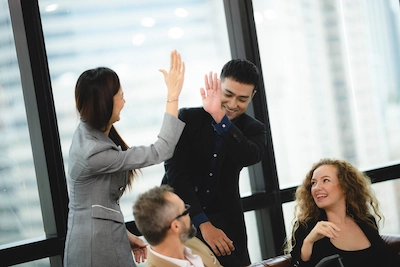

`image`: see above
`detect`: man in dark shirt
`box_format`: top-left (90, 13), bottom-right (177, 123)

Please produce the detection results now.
top-left (162, 59), bottom-right (267, 267)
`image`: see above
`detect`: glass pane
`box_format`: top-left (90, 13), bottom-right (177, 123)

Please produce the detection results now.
top-left (244, 210), bottom-right (263, 262)
top-left (253, 0), bottom-right (400, 189)
top-left (0, 1), bottom-right (45, 245)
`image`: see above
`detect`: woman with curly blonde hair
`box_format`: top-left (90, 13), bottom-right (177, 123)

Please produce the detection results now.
top-left (287, 158), bottom-right (397, 267)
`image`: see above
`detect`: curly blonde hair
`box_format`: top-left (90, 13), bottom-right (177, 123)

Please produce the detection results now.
top-left (285, 158), bottom-right (383, 253)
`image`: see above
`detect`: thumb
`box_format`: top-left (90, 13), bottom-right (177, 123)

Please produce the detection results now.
top-left (159, 69), bottom-right (167, 77)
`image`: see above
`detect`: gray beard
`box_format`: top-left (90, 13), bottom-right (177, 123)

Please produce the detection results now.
top-left (180, 223), bottom-right (197, 243)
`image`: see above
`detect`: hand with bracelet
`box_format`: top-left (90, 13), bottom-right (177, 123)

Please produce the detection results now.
top-left (159, 50), bottom-right (185, 117)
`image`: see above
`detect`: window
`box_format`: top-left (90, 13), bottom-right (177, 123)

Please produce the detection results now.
top-left (253, 0), bottom-right (400, 234)
top-left (0, 0), bottom-right (45, 247)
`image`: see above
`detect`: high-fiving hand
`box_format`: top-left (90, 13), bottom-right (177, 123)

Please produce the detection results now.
top-left (200, 72), bottom-right (225, 123)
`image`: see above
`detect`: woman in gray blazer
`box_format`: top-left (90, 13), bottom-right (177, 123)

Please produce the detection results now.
top-left (64, 50), bottom-right (186, 267)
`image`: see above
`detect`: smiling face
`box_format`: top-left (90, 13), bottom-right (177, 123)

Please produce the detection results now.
top-left (220, 78), bottom-right (255, 120)
top-left (310, 164), bottom-right (346, 211)
top-left (109, 87), bottom-right (125, 125)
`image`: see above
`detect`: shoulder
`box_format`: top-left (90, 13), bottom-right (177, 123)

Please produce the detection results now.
top-left (234, 113), bottom-right (265, 130)
top-left (178, 107), bottom-right (207, 121)
top-left (184, 237), bottom-right (222, 266)
top-left (71, 122), bottom-right (116, 156)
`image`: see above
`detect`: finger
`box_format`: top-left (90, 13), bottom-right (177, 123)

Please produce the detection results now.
top-left (200, 87), bottom-right (206, 99)
top-left (175, 51), bottom-right (181, 70)
top-left (226, 238), bottom-right (235, 251)
top-left (208, 72), bottom-right (213, 88)
top-left (204, 74), bottom-right (210, 90)
top-left (170, 50), bottom-right (176, 69)
top-left (134, 252), bottom-right (140, 263)
top-left (221, 236), bottom-right (234, 252)
top-left (172, 50), bottom-right (179, 70)
top-left (181, 61), bottom-right (185, 75)
top-left (142, 247), bottom-right (147, 262)
top-left (211, 244), bottom-right (221, 256)
top-left (212, 72), bottom-right (218, 90)
top-left (159, 69), bottom-right (167, 76)
top-left (217, 241), bottom-right (231, 256)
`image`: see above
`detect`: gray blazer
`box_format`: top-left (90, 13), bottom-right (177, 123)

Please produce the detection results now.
top-left (64, 113), bottom-right (185, 267)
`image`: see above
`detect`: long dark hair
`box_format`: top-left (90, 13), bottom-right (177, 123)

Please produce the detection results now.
top-left (75, 67), bottom-right (136, 189)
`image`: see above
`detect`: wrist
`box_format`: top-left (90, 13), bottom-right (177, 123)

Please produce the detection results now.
top-left (211, 111), bottom-right (225, 123)
top-left (199, 221), bottom-right (212, 231)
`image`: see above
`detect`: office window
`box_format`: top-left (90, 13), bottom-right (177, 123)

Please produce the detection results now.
top-left (0, 0), bottom-right (45, 246)
top-left (253, 0), bottom-right (400, 234)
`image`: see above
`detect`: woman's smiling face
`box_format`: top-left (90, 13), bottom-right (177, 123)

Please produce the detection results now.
top-left (311, 164), bottom-right (346, 211)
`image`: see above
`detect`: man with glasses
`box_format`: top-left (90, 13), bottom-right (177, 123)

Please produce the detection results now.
top-left (133, 185), bottom-right (222, 267)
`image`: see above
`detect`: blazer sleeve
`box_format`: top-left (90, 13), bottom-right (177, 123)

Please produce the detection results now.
top-left (222, 115), bottom-right (267, 167)
top-left (84, 113), bottom-right (185, 175)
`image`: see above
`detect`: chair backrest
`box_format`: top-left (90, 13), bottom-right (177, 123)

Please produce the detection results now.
top-left (381, 234), bottom-right (400, 263)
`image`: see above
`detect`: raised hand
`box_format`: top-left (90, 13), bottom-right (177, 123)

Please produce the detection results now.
top-left (200, 72), bottom-right (225, 123)
top-left (159, 50), bottom-right (185, 101)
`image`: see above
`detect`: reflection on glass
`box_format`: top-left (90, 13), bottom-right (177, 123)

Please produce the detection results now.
top-left (0, 1), bottom-right (44, 246)
top-left (254, 0), bottom-right (400, 236)
top-left (253, 0), bottom-right (400, 188)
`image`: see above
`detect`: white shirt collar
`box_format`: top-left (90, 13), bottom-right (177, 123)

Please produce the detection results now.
top-left (149, 245), bottom-right (205, 267)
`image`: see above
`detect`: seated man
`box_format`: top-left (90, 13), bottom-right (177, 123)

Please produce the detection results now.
top-left (133, 185), bottom-right (223, 267)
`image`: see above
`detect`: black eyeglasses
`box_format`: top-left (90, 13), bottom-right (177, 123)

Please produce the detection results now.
top-left (166, 204), bottom-right (191, 230)
top-left (174, 204), bottom-right (191, 220)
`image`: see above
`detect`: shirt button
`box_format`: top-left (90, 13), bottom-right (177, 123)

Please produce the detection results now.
top-left (206, 190), bottom-right (210, 193)
top-left (222, 124), bottom-right (226, 128)
top-left (209, 173), bottom-right (213, 176)
top-left (213, 153), bottom-right (217, 158)
top-left (203, 207), bottom-right (206, 210)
